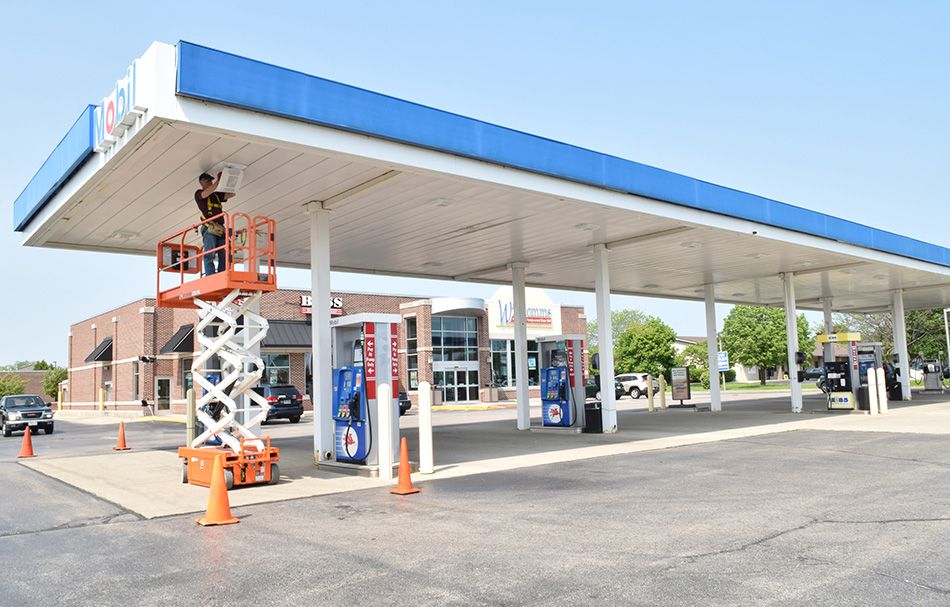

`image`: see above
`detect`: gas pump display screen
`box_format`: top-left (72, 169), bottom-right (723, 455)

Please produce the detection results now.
top-left (550, 349), bottom-right (568, 367)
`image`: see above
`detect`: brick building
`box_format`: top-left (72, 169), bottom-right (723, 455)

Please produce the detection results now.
top-left (65, 287), bottom-right (586, 413)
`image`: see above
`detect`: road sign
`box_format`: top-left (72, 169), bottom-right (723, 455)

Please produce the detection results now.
top-left (717, 351), bottom-right (729, 372)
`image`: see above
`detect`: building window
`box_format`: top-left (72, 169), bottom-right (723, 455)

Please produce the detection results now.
top-left (432, 316), bottom-right (478, 363)
top-left (104, 381), bottom-right (113, 402)
top-left (262, 353), bottom-right (291, 385)
top-left (490, 339), bottom-right (539, 387)
top-left (305, 352), bottom-right (313, 399)
top-left (132, 361), bottom-right (139, 401)
top-left (406, 318), bottom-right (418, 389)
top-left (181, 358), bottom-right (193, 398)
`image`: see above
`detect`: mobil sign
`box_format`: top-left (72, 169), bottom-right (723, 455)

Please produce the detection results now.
top-left (93, 60), bottom-right (144, 151)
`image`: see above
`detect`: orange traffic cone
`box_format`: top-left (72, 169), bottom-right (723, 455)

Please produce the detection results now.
top-left (113, 421), bottom-right (130, 451)
top-left (197, 454), bottom-right (239, 526)
top-left (390, 436), bottom-right (420, 495)
top-left (17, 426), bottom-right (35, 459)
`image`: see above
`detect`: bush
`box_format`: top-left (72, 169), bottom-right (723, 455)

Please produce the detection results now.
top-left (724, 369), bottom-right (736, 383)
top-left (0, 374), bottom-right (27, 399)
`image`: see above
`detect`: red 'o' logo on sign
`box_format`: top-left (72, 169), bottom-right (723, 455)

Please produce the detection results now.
top-left (105, 100), bottom-right (115, 134)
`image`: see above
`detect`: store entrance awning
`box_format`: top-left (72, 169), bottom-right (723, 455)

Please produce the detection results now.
top-left (262, 321), bottom-right (312, 349)
top-left (84, 337), bottom-right (113, 363)
top-left (159, 324), bottom-right (194, 354)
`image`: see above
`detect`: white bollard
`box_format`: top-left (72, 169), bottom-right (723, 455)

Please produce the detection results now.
top-left (659, 375), bottom-right (667, 408)
top-left (867, 366), bottom-right (879, 416)
top-left (377, 384), bottom-right (394, 482)
top-left (647, 374), bottom-right (655, 412)
top-left (877, 367), bottom-right (888, 414)
top-left (419, 381), bottom-right (434, 474)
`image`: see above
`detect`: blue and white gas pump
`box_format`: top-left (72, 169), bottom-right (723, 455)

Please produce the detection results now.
top-left (537, 335), bottom-right (586, 428)
top-left (326, 314), bottom-right (401, 471)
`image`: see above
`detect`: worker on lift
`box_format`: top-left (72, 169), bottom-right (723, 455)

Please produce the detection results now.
top-left (195, 172), bottom-right (236, 275)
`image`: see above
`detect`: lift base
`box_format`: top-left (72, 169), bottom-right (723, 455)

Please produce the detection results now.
top-left (179, 441), bottom-right (279, 489)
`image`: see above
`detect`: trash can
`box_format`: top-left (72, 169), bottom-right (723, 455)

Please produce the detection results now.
top-left (856, 386), bottom-right (870, 411)
top-left (888, 383), bottom-right (903, 401)
top-left (583, 402), bottom-right (603, 434)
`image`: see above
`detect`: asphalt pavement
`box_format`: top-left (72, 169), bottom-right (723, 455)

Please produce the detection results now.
top-left (3, 427), bottom-right (950, 606)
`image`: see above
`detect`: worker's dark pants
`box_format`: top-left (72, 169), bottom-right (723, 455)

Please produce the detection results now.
top-left (201, 226), bottom-right (226, 275)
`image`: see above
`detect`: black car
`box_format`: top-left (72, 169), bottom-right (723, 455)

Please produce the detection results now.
top-left (1, 394), bottom-right (54, 436)
top-left (252, 385), bottom-right (304, 423)
top-left (803, 367), bottom-right (826, 380)
top-left (584, 376), bottom-right (625, 401)
top-left (398, 391), bottom-right (411, 416)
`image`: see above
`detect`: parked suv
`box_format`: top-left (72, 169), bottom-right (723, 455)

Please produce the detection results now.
top-left (615, 373), bottom-right (661, 399)
top-left (1, 394), bottom-right (54, 436)
top-left (252, 385), bottom-right (304, 423)
top-left (585, 376), bottom-right (625, 401)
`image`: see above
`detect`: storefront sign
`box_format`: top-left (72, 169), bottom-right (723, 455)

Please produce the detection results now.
top-left (300, 295), bottom-right (344, 316)
top-left (495, 300), bottom-right (553, 327)
top-left (671, 367), bottom-right (691, 401)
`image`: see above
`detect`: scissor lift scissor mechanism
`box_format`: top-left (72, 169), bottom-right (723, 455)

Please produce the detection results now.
top-left (157, 212), bottom-right (280, 489)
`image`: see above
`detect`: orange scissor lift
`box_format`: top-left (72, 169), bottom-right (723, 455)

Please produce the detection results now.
top-left (157, 212), bottom-right (280, 489)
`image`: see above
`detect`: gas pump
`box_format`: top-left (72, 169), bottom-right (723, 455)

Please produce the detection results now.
top-left (817, 332), bottom-right (887, 411)
top-left (536, 335), bottom-right (586, 428)
top-left (325, 314), bottom-right (401, 472)
top-left (856, 343), bottom-right (884, 408)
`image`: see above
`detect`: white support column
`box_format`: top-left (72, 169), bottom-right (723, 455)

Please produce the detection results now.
top-left (309, 205), bottom-right (334, 462)
top-left (892, 289), bottom-right (912, 401)
top-left (704, 284), bottom-right (722, 412)
top-left (783, 273), bottom-right (803, 413)
top-left (511, 262), bottom-right (530, 430)
top-left (822, 297), bottom-right (834, 363)
top-left (594, 244), bottom-right (618, 433)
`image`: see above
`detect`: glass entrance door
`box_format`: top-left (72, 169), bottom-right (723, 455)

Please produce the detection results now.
top-left (435, 368), bottom-right (480, 403)
top-left (156, 377), bottom-right (171, 410)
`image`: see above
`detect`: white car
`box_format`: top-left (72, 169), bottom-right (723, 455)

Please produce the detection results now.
top-left (616, 373), bottom-right (661, 399)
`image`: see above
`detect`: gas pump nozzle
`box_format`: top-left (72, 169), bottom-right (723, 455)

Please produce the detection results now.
top-left (348, 391), bottom-right (361, 420)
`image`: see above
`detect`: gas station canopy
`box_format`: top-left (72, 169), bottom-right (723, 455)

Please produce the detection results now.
top-left (13, 41), bottom-right (950, 313)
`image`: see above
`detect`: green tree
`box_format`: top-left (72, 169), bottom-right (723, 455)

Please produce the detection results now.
top-left (675, 340), bottom-right (710, 385)
top-left (43, 367), bottom-right (68, 400)
top-left (834, 308), bottom-right (946, 361)
top-left (614, 317), bottom-right (677, 377)
top-left (586, 309), bottom-right (649, 353)
top-left (0, 374), bottom-right (27, 399)
top-left (721, 306), bottom-right (813, 385)
top-left (32, 360), bottom-right (55, 371)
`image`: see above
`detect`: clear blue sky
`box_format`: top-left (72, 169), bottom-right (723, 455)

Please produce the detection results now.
top-left (2, 1), bottom-right (948, 365)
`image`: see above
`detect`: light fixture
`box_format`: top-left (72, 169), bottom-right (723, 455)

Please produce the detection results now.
top-left (680, 241), bottom-right (702, 249)
top-left (693, 288), bottom-right (705, 294)
top-left (422, 261), bottom-right (443, 268)
top-left (794, 260), bottom-right (815, 268)
top-left (744, 253), bottom-right (767, 259)
top-left (731, 292), bottom-right (745, 297)
top-left (431, 198), bottom-right (455, 208)
top-left (110, 230), bottom-right (139, 241)
top-left (574, 222), bottom-right (599, 231)
top-left (873, 274), bottom-right (887, 280)
top-left (839, 268), bottom-right (854, 275)
top-left (642, 283), bottom-right (659, 289)
top-left (526, 272), bottom-right (545, 278)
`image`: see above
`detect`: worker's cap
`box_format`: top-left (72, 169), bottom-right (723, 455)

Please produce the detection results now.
top-left (198, 172), bottom-right (214, 182)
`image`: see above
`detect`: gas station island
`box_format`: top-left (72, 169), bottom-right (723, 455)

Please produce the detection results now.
top-left (13, 41), bottom-right (950, 481)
